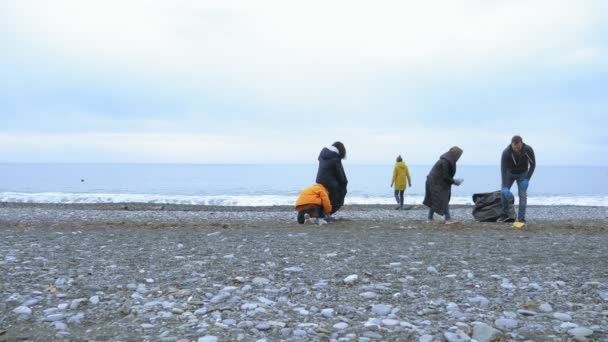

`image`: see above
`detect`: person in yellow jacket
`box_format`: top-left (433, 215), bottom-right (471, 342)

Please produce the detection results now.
top-left (295, 183), bottom-right (333, 225)
top-left (390, 155), bottom-right (412, 210)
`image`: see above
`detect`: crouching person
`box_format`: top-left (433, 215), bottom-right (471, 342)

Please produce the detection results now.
top-left (295, 184), bottom-right (333, 225)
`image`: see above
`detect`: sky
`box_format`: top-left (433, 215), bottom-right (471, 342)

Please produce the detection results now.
top-left (1, 0), bottom-right (607, 165)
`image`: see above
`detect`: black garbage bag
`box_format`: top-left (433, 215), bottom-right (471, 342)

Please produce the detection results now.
top-left (472, 191), bottom-right (516, 222)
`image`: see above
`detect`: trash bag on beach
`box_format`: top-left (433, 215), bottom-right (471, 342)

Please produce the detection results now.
top-left (472, 191), bottom-right (516, 222)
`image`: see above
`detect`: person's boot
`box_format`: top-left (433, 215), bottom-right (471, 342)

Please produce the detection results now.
top-left (297, 211), bottom-right (305, 224)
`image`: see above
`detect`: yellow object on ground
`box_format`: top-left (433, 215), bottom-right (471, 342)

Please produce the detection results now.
top-left (513, 221), bottom-right (526, 229)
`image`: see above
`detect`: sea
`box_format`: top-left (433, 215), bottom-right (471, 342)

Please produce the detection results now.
top-left (1, 163), bottom-right (607, 206)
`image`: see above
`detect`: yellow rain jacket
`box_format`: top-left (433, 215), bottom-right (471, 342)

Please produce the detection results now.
top-left (295, 184), bottom-right (332, 215)
top-left (392, 161), bottom-right (412, 191)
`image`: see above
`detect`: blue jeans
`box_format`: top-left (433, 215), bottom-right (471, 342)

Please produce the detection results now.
top-left (502, 171), bottom-right (528, 221)
top-left (428, 206), bottom-right (450, 221)
top-left (394, 190), bottom-right (404, 206)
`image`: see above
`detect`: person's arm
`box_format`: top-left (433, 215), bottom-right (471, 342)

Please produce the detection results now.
top-left (391, 165), bottom-right (397, 187)
top-left (336, 161), bottom-right (348, 186)
top-left (319, 188), bottom-right (333, 215)
top-left (501, 148), bottom-right (509, 187)
top-left (441, 160), bottom-right (455, 185)
top-left (525, 146), bottom-right (536, 180)
top-left (405, 164), bottom-right (412, 187)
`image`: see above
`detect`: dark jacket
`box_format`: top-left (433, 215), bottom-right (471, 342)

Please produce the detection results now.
top-left (423, 151), bottom-right (458, 215)
top-left (501, 143), bottom-right (536, 186)
top-left (316, 147), bottom-right (348, 213)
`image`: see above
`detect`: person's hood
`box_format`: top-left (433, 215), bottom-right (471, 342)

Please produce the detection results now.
top-left (449, 146), bottom-right (463, 161)
top-left (318, 147), bottom-right (341, 161)
top-left (395, 161), bottom-right (407, 170)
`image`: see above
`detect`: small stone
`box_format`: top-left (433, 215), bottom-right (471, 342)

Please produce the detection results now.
top-left (70, 298), bottom-right (87, 310)
top-left (293, 329), bottom-right (306, 337)
top-left (419, 335), bottom-right (434, 342)
top-left (443, 331), bottom-right (471, 342)
top-left (89, 295), bottom-right (100, 305)
top-left (194, 307), bottom-right (209, 316)
top-left (553, 312), bottom-right (572, 321)
top-left (517, 309), bottom-right (537, 316)
top-left (426, 266), bottom-right (438, 274)
top-left (222, 319), bottom-right (236, 326)
top-left (198, 336), bottom-right (218, 342)
top-left (321, 308), bottom-right (334, 317)
top-left (255, 322), bottom-right (271, 331)
top-left (51, 322), bottom-right (67, 331)
top-left (359, 292), bottom-right (379, 299)
top-left (568, 327), bottom-right (593, 338)
top-left (343, 274), bottom-right (358, 284)
top-left (560, 322), bottom-right (578, 329)
top-left (494, 318), bottom-right (518, 330)
top-left (446, 303), bottom-right (459, 312)
top-left (43, 314), bottom-right (65, 322)
top-left (539, 303), bottom-right (553, 312)
top-left (471, 322), bottom-right (503, 342)
top-left (371, 304), bottom-right (392, 316)
top-left (237, 321), bottom-right (254, 329)
top-left (333, 322), bottom-right (348, 330)
top-left (141, 323), bottom-right (154, 329)
top-left (363, 331), bottom-right (383, 339)
top-left (210, 293), bottom-right (229, 304)
top-left (21, 298), bottom-right (41, 307)
top-left (283, 267), bottom-right (303, 273)
top-left (13, 306), bottom-right (32, 315)
top-left (67, 312), bottom-right (84, 324)
top-left (294, 307), bottom-right (309, 315)
top-left (252, 277), bottom-right (270, 286)
top-left (468, 296), bottom-right (490, 309)
top-left (382, 319), bottom-right (399, 326)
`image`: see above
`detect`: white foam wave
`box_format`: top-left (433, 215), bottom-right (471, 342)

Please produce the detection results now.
top-left (1, 192), bottom-right (608, 207)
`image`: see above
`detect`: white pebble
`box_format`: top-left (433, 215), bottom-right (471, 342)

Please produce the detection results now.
top-left (13, 306), bottom-right (32, 315)
top-left (333, 322), bottom-right (348, 330)
top-left (343, 274), bottom-right (358, 284)
top-left (89, 296), bottom-right (100, 305)
top-left (553, 312), bottom-right (572, 321)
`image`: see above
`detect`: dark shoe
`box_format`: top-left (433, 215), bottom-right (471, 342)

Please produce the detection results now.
top-left (518, 218), bottom-right (526, 223)
top-left (297, 211), bottom-right (305, 224)
top-left (395, 206), bottom-right (402, 210)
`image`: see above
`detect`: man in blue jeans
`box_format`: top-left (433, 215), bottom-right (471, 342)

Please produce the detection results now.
top-left (498, 135), bottom-right (536, 223)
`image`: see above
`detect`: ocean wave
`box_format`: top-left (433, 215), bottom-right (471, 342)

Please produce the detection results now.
top-left (1, 192), bottom-right (608, 207)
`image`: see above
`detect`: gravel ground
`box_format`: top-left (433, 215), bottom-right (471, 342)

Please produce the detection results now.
top-left (1, 203), bottom-right (607, 342)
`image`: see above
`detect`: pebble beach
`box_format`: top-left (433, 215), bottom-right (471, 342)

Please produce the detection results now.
top-left (1, 203), bottom-right (607, 341)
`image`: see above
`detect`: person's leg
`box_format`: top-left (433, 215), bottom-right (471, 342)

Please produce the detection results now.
top-left (399, 190), bottom-right (405, 207)
top-left (394, 190), bottom-right (400, 205)
top-left (501, 173), bottom-right (516, 217)
top-left (428, 208), bottom-right (434, 220)
top-left (315, 205), bottom-right (325, 218)
top-left (444, 205), bottom-right (451, 221)
top-left (515, 175), bottom-right (527, 221)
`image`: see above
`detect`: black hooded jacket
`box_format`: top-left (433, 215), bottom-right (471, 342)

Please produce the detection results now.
top-left (423, 151), bottom-right (458, 215)
top-left (501, 143), bottom-right (536, 186)
top-left (316, 147), bottom-right (348, 213)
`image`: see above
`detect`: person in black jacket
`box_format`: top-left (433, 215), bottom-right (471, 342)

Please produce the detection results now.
top-left (498, 135), bottom-right (536, 223)
top-left (423, 146), bottom-right (464, 224)
top-left (316, 142), bottom-right (348, 218)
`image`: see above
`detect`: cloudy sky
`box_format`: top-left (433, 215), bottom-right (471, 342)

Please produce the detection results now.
top-left (1, 0), bottom-right (607, 165)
